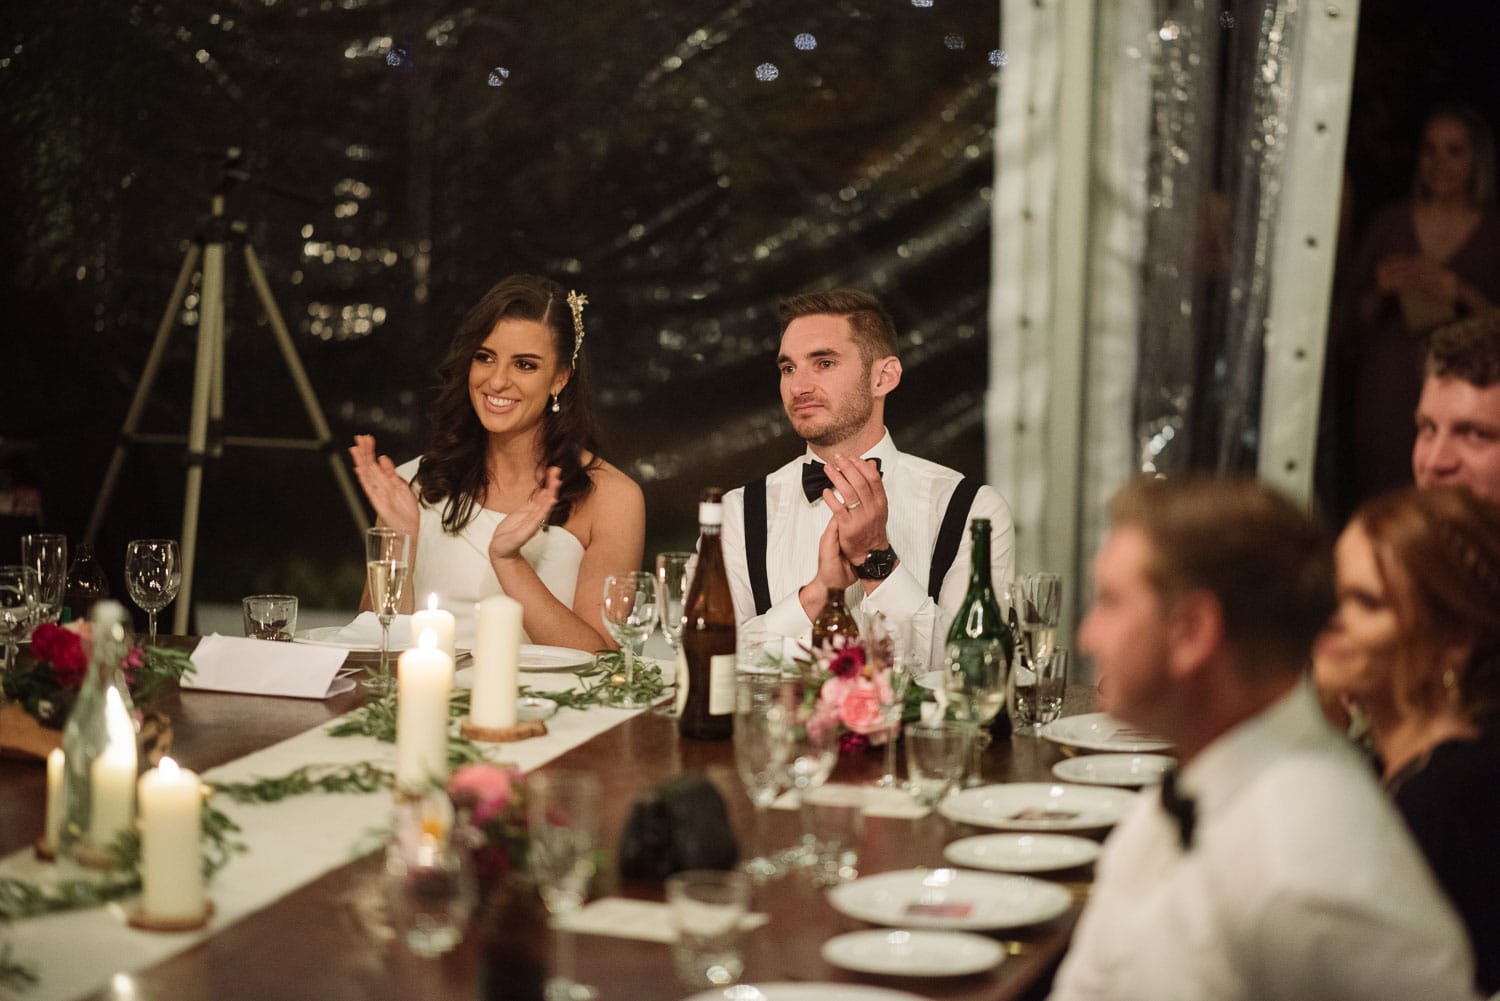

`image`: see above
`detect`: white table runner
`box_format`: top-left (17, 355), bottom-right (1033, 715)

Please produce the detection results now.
top-left (2, 669), bottom-right (652, 1001)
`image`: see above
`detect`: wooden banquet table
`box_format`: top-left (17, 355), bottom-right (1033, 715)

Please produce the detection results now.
top-left (0, 649), bottom-right (1104, 1001)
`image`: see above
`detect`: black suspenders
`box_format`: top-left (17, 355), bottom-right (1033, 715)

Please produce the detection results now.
top-left (742, 475), bottom-right (980, 616)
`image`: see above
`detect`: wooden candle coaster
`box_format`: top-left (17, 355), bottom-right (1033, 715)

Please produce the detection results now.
top-left (459, 717), bottom-right (547, 743)
top-left (33, 838), bottom-right (55, 862)
top-left (128, 901), bottom-right (215, 932)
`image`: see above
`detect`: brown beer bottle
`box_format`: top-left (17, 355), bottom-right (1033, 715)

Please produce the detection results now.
top-left (811, 588), bottom-right (859, 651)
top-left (678, 488), bottom-right (736, 740)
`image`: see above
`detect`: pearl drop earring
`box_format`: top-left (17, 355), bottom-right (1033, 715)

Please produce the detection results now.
top-left (550, 394), bottom-right (561, 413)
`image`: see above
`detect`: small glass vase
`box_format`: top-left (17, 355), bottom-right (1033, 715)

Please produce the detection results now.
top-left (385, 793), bottom-right (477, 957)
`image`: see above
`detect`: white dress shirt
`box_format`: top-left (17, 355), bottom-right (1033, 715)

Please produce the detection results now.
top-left (721, 430), bottom-right (1015, 667)
top-left (1049, 682), bottom-right (1477, 1001)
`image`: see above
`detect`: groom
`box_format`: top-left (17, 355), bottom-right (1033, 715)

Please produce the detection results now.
top-left (721, 288), bottom-right (1015, 663)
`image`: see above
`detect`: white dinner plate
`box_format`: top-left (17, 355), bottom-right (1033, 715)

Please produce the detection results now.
top-left (684, 986), bottom-right (930, 1001)
top-left (1051, 753), bottom-right (1174, 788)
top-left (292, 624), bottom-right (475, 657)
top-left (820, 929), bottom-right (1005, 977)
top-left (939, 783), bottom-right (1138, 832)
top-left (943, 833), bottom-right (1101, 873)
top-left (825, 868), bottom-right (1071, 931)
top-left (1039, 712), bottom-right (1173, 753)
top-left (519, 644), bottom-right (593, 672)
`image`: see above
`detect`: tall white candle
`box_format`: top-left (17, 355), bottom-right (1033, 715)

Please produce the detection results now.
top-left (411, 593), bottom-right (457, 661)
top-left (89, 686), bottom-right (138, 851)
top-left (471, 595), bottom-right (522, 729)
top-left (45, 748), bottom-right (65, 850)
top-left (396, 629), bottom-right (455, 790)
top-left (138, 757), bottom-right (206, 920)
top-left (89, 747), bottom-right (137, 850)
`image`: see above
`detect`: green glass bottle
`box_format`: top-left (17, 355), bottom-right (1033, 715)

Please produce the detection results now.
top-left (945, 518), bottom-right (1015, 742)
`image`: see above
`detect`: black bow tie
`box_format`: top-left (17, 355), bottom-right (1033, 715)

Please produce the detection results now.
top-left (1159, 768), bottom-right (1196, 850)
top-left (801, 458), bottom-right (883, 503)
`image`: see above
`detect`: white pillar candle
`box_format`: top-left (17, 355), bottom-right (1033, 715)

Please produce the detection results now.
top-left (89, 746), bottom-right (137, 850)
top-left (138, 757), bottom-right (206, 920)
top-left (411, 593), bottom-right (457, 661)
top-left (88, 685), bottom-right (138, 852)
top-left (396, 629), bottom-right (455, 790)
top-left (471, 595), bottom-right (523, 729)
top-left (45, 748), bottom-right (65, 850)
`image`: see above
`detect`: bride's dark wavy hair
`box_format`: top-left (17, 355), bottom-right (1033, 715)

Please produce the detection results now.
top-left (417, 274), bottom-right (601, 533)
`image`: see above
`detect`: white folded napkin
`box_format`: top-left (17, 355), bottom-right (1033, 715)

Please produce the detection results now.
top-left (184, 634), bottom-right (351, 699)
top-left (325, 611), bottom-right (414, 650)
top-left (773, 782), bottom-right (932, 820)
top-left (549, 897), bottom-right (769, 943)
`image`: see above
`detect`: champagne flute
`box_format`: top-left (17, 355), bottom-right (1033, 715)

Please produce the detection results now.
top-left (365, 527), bottom-right (412, 680)
top-left (653, 551), bottom-right (693, 716)
top-left (124, 539), bottom-right (181, 645)
top-left (600, 571), bottom-right (659, 709)
top-left (20, 533), bottom-right (67, 627)
top-left (0, 565), bottom-right (39, 669)
top-left (734, 672), bottom-right (792, 879)
top-left (528, 771), bottom-right (601, 1001)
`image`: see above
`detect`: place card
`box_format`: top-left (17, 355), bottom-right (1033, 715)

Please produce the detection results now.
top-left (184, 634), bottom-right (351, 699)
top-left (549, 897), bottom-right (768, 943)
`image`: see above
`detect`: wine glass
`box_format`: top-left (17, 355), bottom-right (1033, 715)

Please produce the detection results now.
top-left (0, 565), bottom-right (39, 669)
top-left (528, 770), bottom-right (601, 1001)
top-left (124, 539), bottom-right (182, 646)
top-left (365, 527), bottom-right (412, 679)
top-left (733, 671), bottom-right (792, 879)
top-left (653, 551), bottom-right (693, 716)
top-left (1011, 572), bottom-right (1062, 668)
top-left (20, 533), bottom-right (67, 627)
top-left (944, 635), bottom-right (1007, 787)
top-left (599, 571), bottom-right (659, 709)
top-left (866, 613), bottom-right (915, 789)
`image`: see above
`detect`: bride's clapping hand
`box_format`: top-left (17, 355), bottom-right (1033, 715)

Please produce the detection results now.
top-left (488, 466), bottom-right (563, 562)
top-left (349, 434), bottom-right (420, 536)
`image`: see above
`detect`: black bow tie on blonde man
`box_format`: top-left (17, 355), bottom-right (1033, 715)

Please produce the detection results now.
top-left (801, 458), bottom-right (883, 504)
top-left (1159, 768), bottom-right (1196, 850)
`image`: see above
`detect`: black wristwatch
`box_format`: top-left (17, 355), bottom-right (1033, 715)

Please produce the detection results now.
top-left (853, 546), bottom-right (898, 580)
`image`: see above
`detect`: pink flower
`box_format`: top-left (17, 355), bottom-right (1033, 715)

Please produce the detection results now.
top-left (837, 677), bottom-right (889, 736)
top-left (447, 763), bottom-right (517, 826)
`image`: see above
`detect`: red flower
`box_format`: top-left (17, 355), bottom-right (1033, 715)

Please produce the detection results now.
top-left (31, 623), bottom-right (88, 689)
top-left (826, 644), bottom-right (865, 680)
top-left (838, 731), bottom-right (871, 755)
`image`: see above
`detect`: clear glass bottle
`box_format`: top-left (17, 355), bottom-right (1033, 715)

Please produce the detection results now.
top-left (945, 519), bottom-right (1015, 748)
top-left (62, 542), bottom-right (110, 625)
top-left (678, 488), bottom-right (736, 741)
top-left (811, 588), bottom-right (859, 651)
top-left (58, 600), bottom-right (139, 870)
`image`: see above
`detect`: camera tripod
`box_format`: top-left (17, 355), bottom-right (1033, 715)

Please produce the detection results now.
top-left (85, 152), bottom-right (369, 633)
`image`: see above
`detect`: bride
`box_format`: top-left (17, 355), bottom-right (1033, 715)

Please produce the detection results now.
top-left (349, 273), bottom-right (644, 649)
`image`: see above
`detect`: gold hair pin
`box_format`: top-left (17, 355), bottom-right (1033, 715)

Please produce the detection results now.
top-left (566, 290), bottom-right (588, 367)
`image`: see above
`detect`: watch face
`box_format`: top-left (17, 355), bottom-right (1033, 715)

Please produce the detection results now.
top-left (856, 547), bottom-right (897, 580)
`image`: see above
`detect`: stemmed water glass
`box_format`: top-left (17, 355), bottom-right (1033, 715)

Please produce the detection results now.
top-left (124, 539), bottom-right (181, 646)
top-left (20, 533), bottom-right (67, 627)
top-left (734, 672), bottom-right (793, 879)
top-left (600, 571), bottom-right (659, 709)
top-left (528, 770), bottom-right (601, 1001)
top-left (365, 527), bottom-right (412, 680)
top-left (653, 552), bottom-right (693, 715)
top-left (866, 613), bottom-right (916, 789)
top-left (0, 566), bottom-right (39, 669)
top-left (944, 635), bottom-right (1007, 787)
